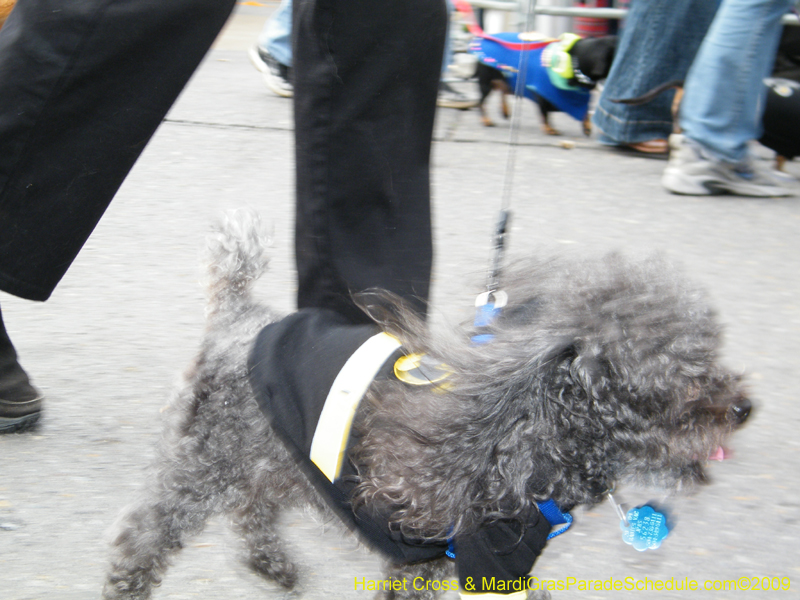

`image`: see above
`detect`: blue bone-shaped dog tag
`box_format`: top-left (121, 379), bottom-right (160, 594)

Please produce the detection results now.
top-left (620, 505), bottom-right (669, 551)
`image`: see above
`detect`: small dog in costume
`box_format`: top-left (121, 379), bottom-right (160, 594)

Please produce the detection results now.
top-left (453, 0), bottom-right (616, 133)
top-left (103, 210), bottom-right (752, 599)
top-left (471, 32), bottom-right (616, 134)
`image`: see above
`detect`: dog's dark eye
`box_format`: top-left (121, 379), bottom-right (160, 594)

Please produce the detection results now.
top-left (728, 398), bottom-right (752, 425)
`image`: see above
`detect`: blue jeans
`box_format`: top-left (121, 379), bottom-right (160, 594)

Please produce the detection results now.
top-left (592, 0), bottom-right (720, 145)
top-left (258, 0), bottom-right (292, 67)
top-left (681, 0), bottom-right (796, 163)
top-left (443, 0), bottom-right (454, 76)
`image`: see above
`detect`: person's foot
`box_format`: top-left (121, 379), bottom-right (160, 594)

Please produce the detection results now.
top-left (436, 81), bottom-right (479, 110)
top-left (596, 131), bottom-right (668, 155)
top-left (626, 139), bottom-right (668, 154)
top-left (0, 308), bottom-right (42, 433)
top-left (0, 395), bottom-right (42, 433)
top-left (662, 134), bottom-right (794, 197)
top-left (248, 45), bottom-right (293, 98)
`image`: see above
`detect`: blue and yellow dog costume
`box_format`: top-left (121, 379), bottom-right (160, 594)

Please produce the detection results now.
top-left (470, 32), bottom-right (596, 125)
top-left (455, 0), bottom-right (616, 134)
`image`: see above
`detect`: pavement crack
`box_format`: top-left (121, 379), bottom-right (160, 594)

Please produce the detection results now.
top-left (163, 119), bottom-right (292, 133)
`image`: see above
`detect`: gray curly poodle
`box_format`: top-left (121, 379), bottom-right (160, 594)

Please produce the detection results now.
top-left (103, 210), bottom-right (751, 599)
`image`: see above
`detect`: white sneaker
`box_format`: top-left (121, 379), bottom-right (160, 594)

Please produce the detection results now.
top-left (437, 81), bottom-right (479, 110)
top-left (662, 134), bottom-right (794, 197)
top-left (248, 45), bottom-right (293, 98)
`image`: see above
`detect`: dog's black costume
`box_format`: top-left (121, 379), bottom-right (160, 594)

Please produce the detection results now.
top-left (249, 309), bottom-right (552, 596)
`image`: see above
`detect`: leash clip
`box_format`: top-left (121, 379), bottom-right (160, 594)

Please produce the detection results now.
top-left (475, 290), bottom-right (507, 330)
top-left (473, 290), bottom-right (507, 345)
top-left (475, 290), bottom-right (508, 309)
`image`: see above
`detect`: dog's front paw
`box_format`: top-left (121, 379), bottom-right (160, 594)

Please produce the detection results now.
top-left (101, 577), bottom-right (152, 600)
top-left (542, 123), bottom-right (560, 136)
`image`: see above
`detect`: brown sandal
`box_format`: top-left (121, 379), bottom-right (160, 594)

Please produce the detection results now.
top-left (626, 139), bottom-right (669, 154)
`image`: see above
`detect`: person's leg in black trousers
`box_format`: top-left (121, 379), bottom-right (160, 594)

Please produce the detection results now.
top-left (293, 0), bottom-right (447, 324)
top-left (0, 0), bottom-right (236, 431)
top-left (0, 0), bottom-right (236, 300)
top-left (0, 305), bottom-right (40, 432)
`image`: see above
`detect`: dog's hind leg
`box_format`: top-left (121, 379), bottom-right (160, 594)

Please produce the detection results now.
top-left (103, 494), bottom-right (220, 598)
top-left (102, 379), bottom-right (245, 600)
top-left (378, 558), bottom-right (453, 600)
top-left (102, 451), bottom-right (229, 599)
top-left (231, 497), bottom-right (298, 589)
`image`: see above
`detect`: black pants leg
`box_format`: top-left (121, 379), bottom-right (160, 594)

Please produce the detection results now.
top-left (0, 304), bottom-right (37, 401)
top-left (0, 0), bottom-right (236, 301)
top-left (293, 0), bottom-right (446, 324)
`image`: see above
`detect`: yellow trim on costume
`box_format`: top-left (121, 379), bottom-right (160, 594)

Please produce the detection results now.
top-left (557, 32), bottom-right (582, 52)
top-left (544, 33), bottom-right (581, 81)
top-left (541, 32), bottom-right (586, 93)
top-left (460, 592), bottom-right (528, 600)
top-left (309, 332), bottom-right (402, 482)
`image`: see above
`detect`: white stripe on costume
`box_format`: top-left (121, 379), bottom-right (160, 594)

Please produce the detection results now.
top-left (310, 332), bottom-right (402, 482)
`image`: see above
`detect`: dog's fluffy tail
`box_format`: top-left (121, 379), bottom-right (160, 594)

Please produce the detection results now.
top-left (204, 208), bottom-right (270, 317)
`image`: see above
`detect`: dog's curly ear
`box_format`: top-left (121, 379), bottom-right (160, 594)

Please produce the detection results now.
top-left (536, 339), bottom-right (582, 397)
top-left (539, 339), bottom-right (609, 408)
top-left (353, 289), bottom-right (427, 341)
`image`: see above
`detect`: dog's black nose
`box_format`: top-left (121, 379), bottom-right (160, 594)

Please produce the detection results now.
top-left (730, 398), bottom-right (752, 425)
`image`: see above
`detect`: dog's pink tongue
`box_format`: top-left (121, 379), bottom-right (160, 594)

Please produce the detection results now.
top-left (709, 446), bottom-right (727, 461)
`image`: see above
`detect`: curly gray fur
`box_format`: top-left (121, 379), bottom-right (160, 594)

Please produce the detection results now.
top-left (103, 210), bottom-right (750, 599)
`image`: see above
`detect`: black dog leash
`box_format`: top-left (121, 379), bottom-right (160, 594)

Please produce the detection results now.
top-left (482, 0), bottom-right (538, 304)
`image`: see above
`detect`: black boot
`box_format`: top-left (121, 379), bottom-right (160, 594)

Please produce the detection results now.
top-left (0, 304), bottom-right (43, 433)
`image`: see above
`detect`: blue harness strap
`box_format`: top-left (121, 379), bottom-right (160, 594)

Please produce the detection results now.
top-left (472, 299), bottom-right (503, 345)
top-left (536, 499), bottom-right (573, 540)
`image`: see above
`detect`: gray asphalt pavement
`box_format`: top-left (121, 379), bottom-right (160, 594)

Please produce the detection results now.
top-left (2, 3), bottom-right (800, 599)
